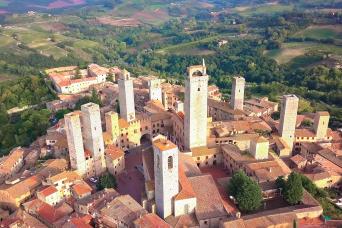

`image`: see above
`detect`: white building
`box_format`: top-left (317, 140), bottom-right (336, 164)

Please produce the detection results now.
top-left (148, 78), bottom-right (162, 102)
top-left (184, 60), bottom-right (209, 150)
top-left (118, 69), bottom-right (136, 122)
top-left (154, 138), bottom-right (179, 218)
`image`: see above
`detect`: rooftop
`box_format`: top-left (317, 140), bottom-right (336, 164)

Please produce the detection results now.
top-left (105, 145), bottom-right (125, 161)
top-left (153, 139), bottom-right (177, 152)
top-left (188, 174), bottom-right (227, 220)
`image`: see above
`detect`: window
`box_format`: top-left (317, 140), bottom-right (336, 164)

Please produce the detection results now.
top-left (168, 156), bottom-right (173, 169)
top-left (198, 88), bottom-right (200, 91)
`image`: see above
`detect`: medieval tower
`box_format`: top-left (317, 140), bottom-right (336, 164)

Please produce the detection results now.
top-left (231, 76), bottom-right (245, 110)
top-left (153, 138), bottom-right (179, 219)
top-left (184, 60), bottom-right (209, 150)
top-left (313, 111), bottom-right (330, 140)
top-left (65, 111), bottom-right (87, 176)
top-left (105, 111), bottom-right (120, 147)
top-left (148, 78), bottom-right (162, 102)
top-left (81, 103), bottom-right (106, 176)
top-left (279, 95), bottom-right (299, 151)
top-left (118, 69), bottom-right (136, 122)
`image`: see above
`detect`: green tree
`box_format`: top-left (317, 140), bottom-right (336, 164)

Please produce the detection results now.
top-left (228, 170), bottom-right (263, 212)
top-left (107, 72), bottom-right (114, 82)
top-left (283, 172), bottom-right (303, 205)
top-left (74, 68), bottom-right (82, 79)
top-left (97, 172), bottom-right (117, 190)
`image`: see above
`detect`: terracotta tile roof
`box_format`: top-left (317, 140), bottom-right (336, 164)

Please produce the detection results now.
top-left (295, 129), bottom-right (316, 138)
top-left (118, 118), bottom-right (129, 128)
top-left (88, 63), bottom-right (109, 75)
top-left (84, 149), bottom-right (92, 158)
top-left (175, 164), bottom-right (196, 201)
top-left (48, 171), bottom-right (81, 184)
top-left (153, 139), bottom-right (177, 152)
top-left (72, 182), bottom-right (92, 196)
top-left (208, 98), bottom-right (246, 115)
top-left (188, 174), bottom-right (227, 220)
top-left (134, 213), bottom-right (171, 228)
top-left (105, 145), bottom-right (124, 161)
top-left (191, 146), bottom-right (219, 157)
top-left (0, 147), bottom-right (24, 174)
top-left (316, 111), bottom-right (330, 117)
top-left (37, 202), bottom-right (64, 223)
top-left (304, 171), bottom-right (332, 181)
top-left (290, 154), bottom-right (307, 165)
top-left (39, 185), bottom-right (58, 197)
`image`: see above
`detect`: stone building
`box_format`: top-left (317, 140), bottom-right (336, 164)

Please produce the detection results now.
top-left (184, 61), bottom-right (209, 150)
top-left (118, 69), bottom-right (136, 122)
top-left (81, 103), bottom-right (106, 176)
top-left (231, 76), bottom-right (245, 110)
top-left (279, 95), bottom-right (299, 153)
top-left (64, 111), bottom-right (87, 176)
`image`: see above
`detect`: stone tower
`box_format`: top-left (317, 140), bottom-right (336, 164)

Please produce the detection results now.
top-left (279, 95), bottom-right (299, 151)
top-left (118, 69), bottom-right (136, 122)
top-left (313, 111), bottom-right (330, 140)
top-left (162, 91), bottom-right (168, 110)
top-left (231, 76), bottom-right (245, 110)
top-left (81, 103), bottom-right (106, 176)
top-left (184, 60), bottom-right (209, 150)
top-left (105, 111), bottom-right (120, 147)
top-left (148, 78), bottom-right (162, 102)
top-left (65, 111), bottom-right (87, 176)
top-left (153, 138), bottom-right (179, 218)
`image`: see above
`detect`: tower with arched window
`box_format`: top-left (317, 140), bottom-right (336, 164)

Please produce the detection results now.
top-left (184, 60), bottom-right (209, 150)
top-left (153, 138), bottom-right (179, 218)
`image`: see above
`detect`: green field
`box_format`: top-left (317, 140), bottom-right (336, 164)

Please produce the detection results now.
top-left (292, 25), bottom-right (342, 40)
top-left (0, 0), bottom-right (8, 7)
top-left (235, 3), bottom-right (294, 16)
top-left (265, 41), bottom-right (342, 64)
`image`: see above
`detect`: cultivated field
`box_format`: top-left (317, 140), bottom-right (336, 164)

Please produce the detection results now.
top-left (292, 25), bottom-right (342, 40)
top-left (265, 41), bottom-right (342, 66)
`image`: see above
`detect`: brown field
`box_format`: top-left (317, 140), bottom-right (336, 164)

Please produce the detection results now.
top-left (95, 17), bottom-right (141, 27)
top-left (131, 9), bottom-right (169, 24)
top-left (47, 0), bottom-right (85, 9)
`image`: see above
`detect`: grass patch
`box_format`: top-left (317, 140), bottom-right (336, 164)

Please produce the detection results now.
top-left (293, 25), bottom-right (342, 40)
top-left (265, 42), bottom-right (342, 64)
top-left (236, 3), bottom-right (294, 16)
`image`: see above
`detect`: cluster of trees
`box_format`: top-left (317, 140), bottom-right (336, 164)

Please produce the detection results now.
top-left (0, 76), bottom-right (55, 110)
top-left (0, 107), bottom-right (51, 154)
top-left (97, 172), bottom-right (117, 190)
top-left (228, 170), bottom-right (263, 213)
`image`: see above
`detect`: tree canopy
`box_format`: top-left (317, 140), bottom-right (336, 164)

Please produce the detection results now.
top-left (228, 170), bottom-right (263, 213)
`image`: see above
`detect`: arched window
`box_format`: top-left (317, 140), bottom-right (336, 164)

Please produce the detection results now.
top-left (168, 156), bottom-right (173, 169)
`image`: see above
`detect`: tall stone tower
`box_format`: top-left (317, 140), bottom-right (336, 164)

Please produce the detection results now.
top-left (105, 111), bottom-right (120, 147)
top-left (313, 111), bottom-right (330, 140)
top-left (153, 138), bottom-right (179, 218)
top-left (231, 76), bottom-right (245, 110)
top-left (162, 91), bottom-right (168, 110)
top-left (118, 69), bottom-right (136, 122)
top-left (148, 78), bottom-right (162, 101)
top-left (184, 60), bottom-right (209, 150)
top-left (65, 111), bottom-right (87, 176)
top-left (279, 95), bottom-right (299, 151)
top-left (81, 103), bottom-right (106, 176)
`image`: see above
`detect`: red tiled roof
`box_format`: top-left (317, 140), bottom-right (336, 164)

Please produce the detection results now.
top-left (105, 145), bottom-right (124, 160)
top-left (37, 202), bottom-right (63, 223)
top-left (134, 213), bottom-right (171, 228)
top-left (39, 185), bottom-right (58, 197)
top-left (72, 182), bottom-right (92, 196)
